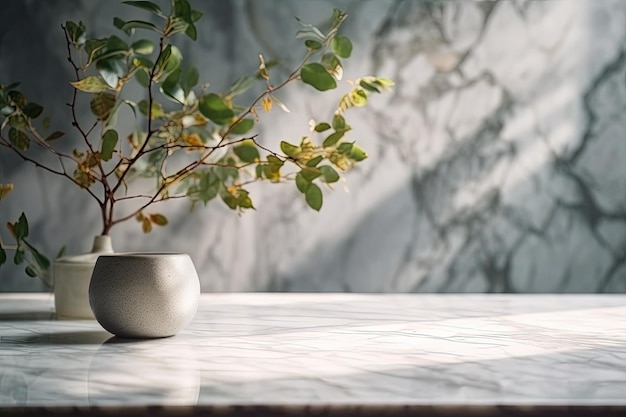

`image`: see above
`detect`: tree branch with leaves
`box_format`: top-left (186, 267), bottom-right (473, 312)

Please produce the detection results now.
top-left (0, 0), bottom-right (393, 279)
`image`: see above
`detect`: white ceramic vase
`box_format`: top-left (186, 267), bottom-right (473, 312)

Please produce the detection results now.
top-left (89, 253), bottom-right (200, 338)
top-left (53, 235), bottom-right (114, 319)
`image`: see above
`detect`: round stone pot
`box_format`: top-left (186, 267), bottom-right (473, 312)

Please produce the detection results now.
top-left (89, 253), bottom-right (200, 339)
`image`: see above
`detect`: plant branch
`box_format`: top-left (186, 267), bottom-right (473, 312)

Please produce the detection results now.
top-left (110, 36), bottom-right (166, 197)
top-left (0, 139), bottom-right (103, 204)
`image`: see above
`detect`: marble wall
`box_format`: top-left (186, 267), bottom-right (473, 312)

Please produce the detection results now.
top-left (2, 0), bottom-right (626, 293)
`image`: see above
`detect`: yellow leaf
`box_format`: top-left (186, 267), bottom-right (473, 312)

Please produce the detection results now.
top-left (149, 213), bottom-right (168, 226)
top-left (73, 169), bottom-right (95, 188)
top-left (142, 217), bottom-right (152, 233)
top-left (0, 184), bottom-right (14, 201)
top-left (262, 96), bottom-right (272, 113)
top-left (182, 133), bottom-right (204, 149)
top-left (6, 222), bottom-right (16, 238)
top-left (258, 54), bottom-right (269, 81)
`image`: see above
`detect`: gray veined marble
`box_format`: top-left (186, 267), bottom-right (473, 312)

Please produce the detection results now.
top-left (2, 293), bottom-right (626, 416)
top-left (2, 1), bottom-right (626, 293)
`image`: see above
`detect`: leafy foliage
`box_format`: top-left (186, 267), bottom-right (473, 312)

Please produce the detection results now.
top-left (0, 210), bottom-right (52, 284)
top-left (0, 0), bottom-right (393, 279)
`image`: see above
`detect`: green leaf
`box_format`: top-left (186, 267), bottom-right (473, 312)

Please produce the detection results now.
top-left (104, 35), bottom-right (129, 54)
top-left (56, 246), bottom-right (67, 259)
top-left (113, 17), bottom-right (131, 35)
top-left (306, 155), bottom-right (323, 167)
top-left (3, 81), bottom-right (20, 90)
top-left (233, 140), bottom-right (259, 163)
top-left (319, 165), bottom-right (340, 183)
top-left (331, 8), bottom-right (348, 31)
top-left (263, 155), bottom-right (284, 182)
top-left (174, 0), bottom-right (192, 21)
top-left (133, 56), bottom-right (154, 69)
top-left (85, 39), bottom-right (107, 61)
top-left (300, 63), bottom-right (337, 91)
top-left (295, 17), bottom-right (325, 42)
top-left (97, 57), bottom-right (125, 88)
top-left (8, 115), bottom-right (27, 129)
top-left (280, 141), bottom-right (299, 158)
top-left (131, 39), bottom-right (154, 55)
top-left (185, 23), bottom-right (197, 40)
top-left (305, 40), bottom-right (322, 50)
top-left (135, 69), bottom-right (150, 87)
top-left (238, 191), bottom-right (254, 209)
top-left (314, 122), bottom-right (331, 133)
top-left (45, 131), bottom-right (65, 142)
top-left (0, 246), bottom-right (6, 266)
top-left (300, 167), bottom-right (321, 182)
top-left (14, 249), bottom-right (25, 265)
top-left (23, 240), bottom-right (50, 270)
top-left (322, 130), bottom-right (346, 148)
top-left (359, 76), bottom-right (395, 93)
top-left (349, 144), bottom-right (367, 161)
top-left (195, 171), bottom-right (220, 203)
top-left (122, 20), bottom-right (161, 33)
top-left (220, 159), bottom-right (240, 178)
top-left (90, 93), bottom-right (117, 120)
top-left (332, 114), bottom-right (346, 130)
top-left (228, 76), bottom-right (255, 97)
top-left (337, 142), bottom-right (353, 154)
top-left (295, 173), bottom-right (310, 193)
top-left (359, 80), bottom-right (379, 93)
top-left (191, 10), bottom-right (203, 22)
top-left (7, 90), bottom-right (26, 109)
top-left (122, 1), bottom-right (162, 14)
top-left (24, 264), bottom-right (38, 278)
top-left (137, 100), bottom-right (164, 118)
top-left (197, 182), bottom-right (219, 204)
top-left (375, 77), bottom-right (395, 88)
top-left (14, 213), bottom-right (29, 239)
top-left (305, 183), bottom-right (323, 211)
top-left (331, 35), bottom-right (353, 58)
top-left (23, 102), bottom-right (43, 119)
top-left (199, 93), bottom-right (234, 125)
top-left (230, 118), bottom-right (254, 135)
top-left (350, 88), bottom-right (368, 107)
top-left (320, 53), bottom-right (343, 80)
top-left (161, 68), bottom-right (185, 103)
top-left (219, 186), bottom-right (238, 209)
top-left (70, 76), bottom-right (110, 93)
top-left (64, 20), bottom-right (86, 45)
top-left (162, 45), bottom-right (182, 74)
top-left (8, 128), bottom-right (30, 151)
top-left (180, 66), bottom-right (199, 97)
top-left (101, 130), bottom-right (118, 161)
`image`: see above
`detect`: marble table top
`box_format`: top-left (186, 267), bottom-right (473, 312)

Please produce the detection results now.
top-left (1, 293), bottom-right (626, 416)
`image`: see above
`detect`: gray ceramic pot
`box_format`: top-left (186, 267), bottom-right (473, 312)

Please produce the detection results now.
top-left (89, 253), bottom-right (200, 338)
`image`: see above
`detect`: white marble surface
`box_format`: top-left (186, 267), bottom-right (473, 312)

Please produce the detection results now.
top-left (2, 293), bottom-right (626, 414)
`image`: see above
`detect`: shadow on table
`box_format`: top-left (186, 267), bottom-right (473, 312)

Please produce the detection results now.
top-left (0, 311), bottom-right (55, 321)
top-left (3, 330), bottom-right (111, 345)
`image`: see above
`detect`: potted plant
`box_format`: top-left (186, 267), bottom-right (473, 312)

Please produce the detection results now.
top-left (0, 0), bottom-right (392, 318)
